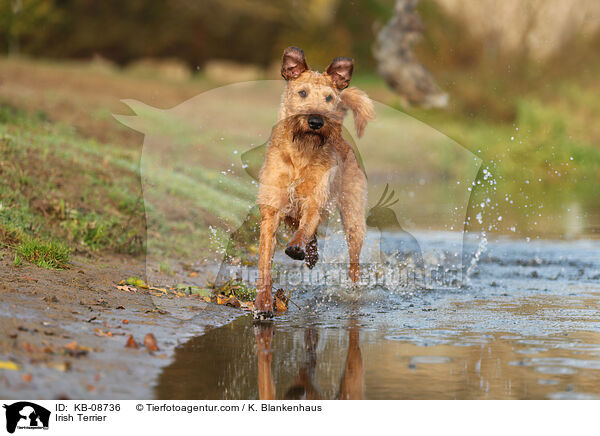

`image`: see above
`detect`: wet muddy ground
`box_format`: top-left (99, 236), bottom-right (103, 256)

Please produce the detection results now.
top-left (1, 236), bottom-right (599, 399)
top-left (0, 250), bottom-right (237, 399)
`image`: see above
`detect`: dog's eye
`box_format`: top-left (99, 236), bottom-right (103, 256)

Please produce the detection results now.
top-left (298, 90), bottom-right (307, 98)
top-left (326, 95), bottom-right (333, 102)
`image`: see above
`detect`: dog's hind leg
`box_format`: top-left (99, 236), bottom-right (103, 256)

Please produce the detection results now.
top-left (341, 210), bottom-right (365, 282)
top-left (340, 167), bottom-right (366, 282)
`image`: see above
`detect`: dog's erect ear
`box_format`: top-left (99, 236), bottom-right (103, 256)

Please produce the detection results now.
top-left (281, 46), bottom-right (309, 81)
top-left (326, 57), bottom-right (354, 89)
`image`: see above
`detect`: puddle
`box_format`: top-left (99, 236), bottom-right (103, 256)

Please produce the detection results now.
top-left (156, 237), bottom-right (600, 399)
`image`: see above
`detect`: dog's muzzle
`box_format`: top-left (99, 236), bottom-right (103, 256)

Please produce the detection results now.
top-left (307, 115), bottom-right (324, 130)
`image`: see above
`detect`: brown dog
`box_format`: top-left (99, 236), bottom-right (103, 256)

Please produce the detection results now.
top-left (254, 46), bottom-right (375, 318)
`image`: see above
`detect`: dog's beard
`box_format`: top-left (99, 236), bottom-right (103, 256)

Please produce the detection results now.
top-left (292, 130), bottom-right (326, 149)
top-left (287, 115), bottom-right (338, 150)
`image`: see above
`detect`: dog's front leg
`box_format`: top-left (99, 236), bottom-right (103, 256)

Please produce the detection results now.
top-left (255, 204), bottom-right (281, 316)
top-left (285, 200), bottom-right (321, 261)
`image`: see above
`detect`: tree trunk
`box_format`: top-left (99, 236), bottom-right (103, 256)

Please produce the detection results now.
top-left (373, 0), bottom-right (447, 108)
top-left (9, 0), bottom-right (23, 56)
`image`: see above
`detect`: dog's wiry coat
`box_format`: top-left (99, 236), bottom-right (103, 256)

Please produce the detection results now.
top-left (254, 47), bottom-right (375, 316)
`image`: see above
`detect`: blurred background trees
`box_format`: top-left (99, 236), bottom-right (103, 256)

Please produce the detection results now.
top-left (2, 0), bottom-right (599, 112)
top-left (2, 0), bottom-right (599, 72)
top-left (0, 0), bottom-right (599, 242)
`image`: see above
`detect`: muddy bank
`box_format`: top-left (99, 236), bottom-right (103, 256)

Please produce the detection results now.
top-left (0, 249), bottom-right (242, 399)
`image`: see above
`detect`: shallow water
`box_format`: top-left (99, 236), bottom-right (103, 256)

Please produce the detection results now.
top-left (156, 237), bottom-right (600, 399)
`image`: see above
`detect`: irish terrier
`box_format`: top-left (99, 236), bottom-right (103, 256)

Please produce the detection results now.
top-left (254, 46), bottom-right (375, 319)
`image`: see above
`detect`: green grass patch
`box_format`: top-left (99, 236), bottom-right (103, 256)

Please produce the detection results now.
top-left (0, 102), bottom-right (145, 258)
top-left (211, 278), bottom-right (256, 302)
top-left (14, 237), bottom-right (70, 269)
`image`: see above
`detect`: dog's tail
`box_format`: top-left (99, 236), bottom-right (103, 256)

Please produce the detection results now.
top-left (340, 87), bottom-right (375, 138)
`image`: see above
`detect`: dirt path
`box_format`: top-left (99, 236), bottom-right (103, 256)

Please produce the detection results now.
top-left (0, 250), bottom-right (242, 399)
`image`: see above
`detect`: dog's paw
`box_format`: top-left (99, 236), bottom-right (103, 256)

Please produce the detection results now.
top-left (285, 245), bottom-right (305, 260)
top-left (348, 263), bottom-right (361, 282)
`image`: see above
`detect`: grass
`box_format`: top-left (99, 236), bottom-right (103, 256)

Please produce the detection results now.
top-left (0, 103), bottom-right (144, 267)
top-left (13, 237), bottom-right (70, 269)
top-left (211, 278), bottom-right (257, 302)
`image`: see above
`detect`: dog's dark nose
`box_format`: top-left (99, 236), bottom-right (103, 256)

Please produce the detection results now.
top-left (308, 115), bottom-right (324, 130)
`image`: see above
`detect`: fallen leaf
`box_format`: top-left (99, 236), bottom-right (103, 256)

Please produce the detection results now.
top-left (144, 333), bottom-right (159, 352)
top-left (228, 296), bottom-right (242, 307)
top-left (188, 272), bottom-right (198, 278)
top-left (63, 341), bottom-right (88, 357)
top-left (122, 320), bottom-right (129, 324)
top-left (124, 276), bottom-right (148, 288)
top-left (64, 341), bottom-right (78, 351)
top-left (86, 385), bottom-right (96, 392)
top-left (275, 298), bottom-right (287, 312)
top-left (21, 342), bottom-right (36, 353)
top-left (274, 288), bottom-right (289, 312)
top-left (47, 361), bottom-right (70, 372)
top-left (115, 285), bottom-right (137, 293)
top-left (0, 361), bottom-right (20, 371)
top-left (125, 335), bottom-right (139, 349)
top-left (217, 294), bottom-right (241, 307)
top-left (144, 308), bottom-right (168, 315)
top-left (189, 287), bottom-right (211, 298)
top-left (94, 329), bottom-right (113, 337)
top-left (21, 373), bottom-right (32, 383)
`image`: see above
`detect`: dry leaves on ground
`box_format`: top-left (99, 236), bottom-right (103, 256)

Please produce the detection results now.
top-left (0, 361), bottom-right (20, 371)
top-left (125, 335), bottom-right (139, 349)
top-left (143, 333), bottom-right (159, 352)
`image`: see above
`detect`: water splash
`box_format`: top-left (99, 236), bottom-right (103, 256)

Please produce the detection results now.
top-left (465, 231), bottom-right (488, 283)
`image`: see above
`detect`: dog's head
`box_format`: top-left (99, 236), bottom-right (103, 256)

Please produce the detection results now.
top-left (279, 46), bottom-right (374, 146)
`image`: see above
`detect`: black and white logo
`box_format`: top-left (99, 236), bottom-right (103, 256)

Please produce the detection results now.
top-left (3, 402), bottom-right (50, 434)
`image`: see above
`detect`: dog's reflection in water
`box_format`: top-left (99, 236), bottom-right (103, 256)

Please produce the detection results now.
top-left (254, 322), bottom-right (363, 400)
